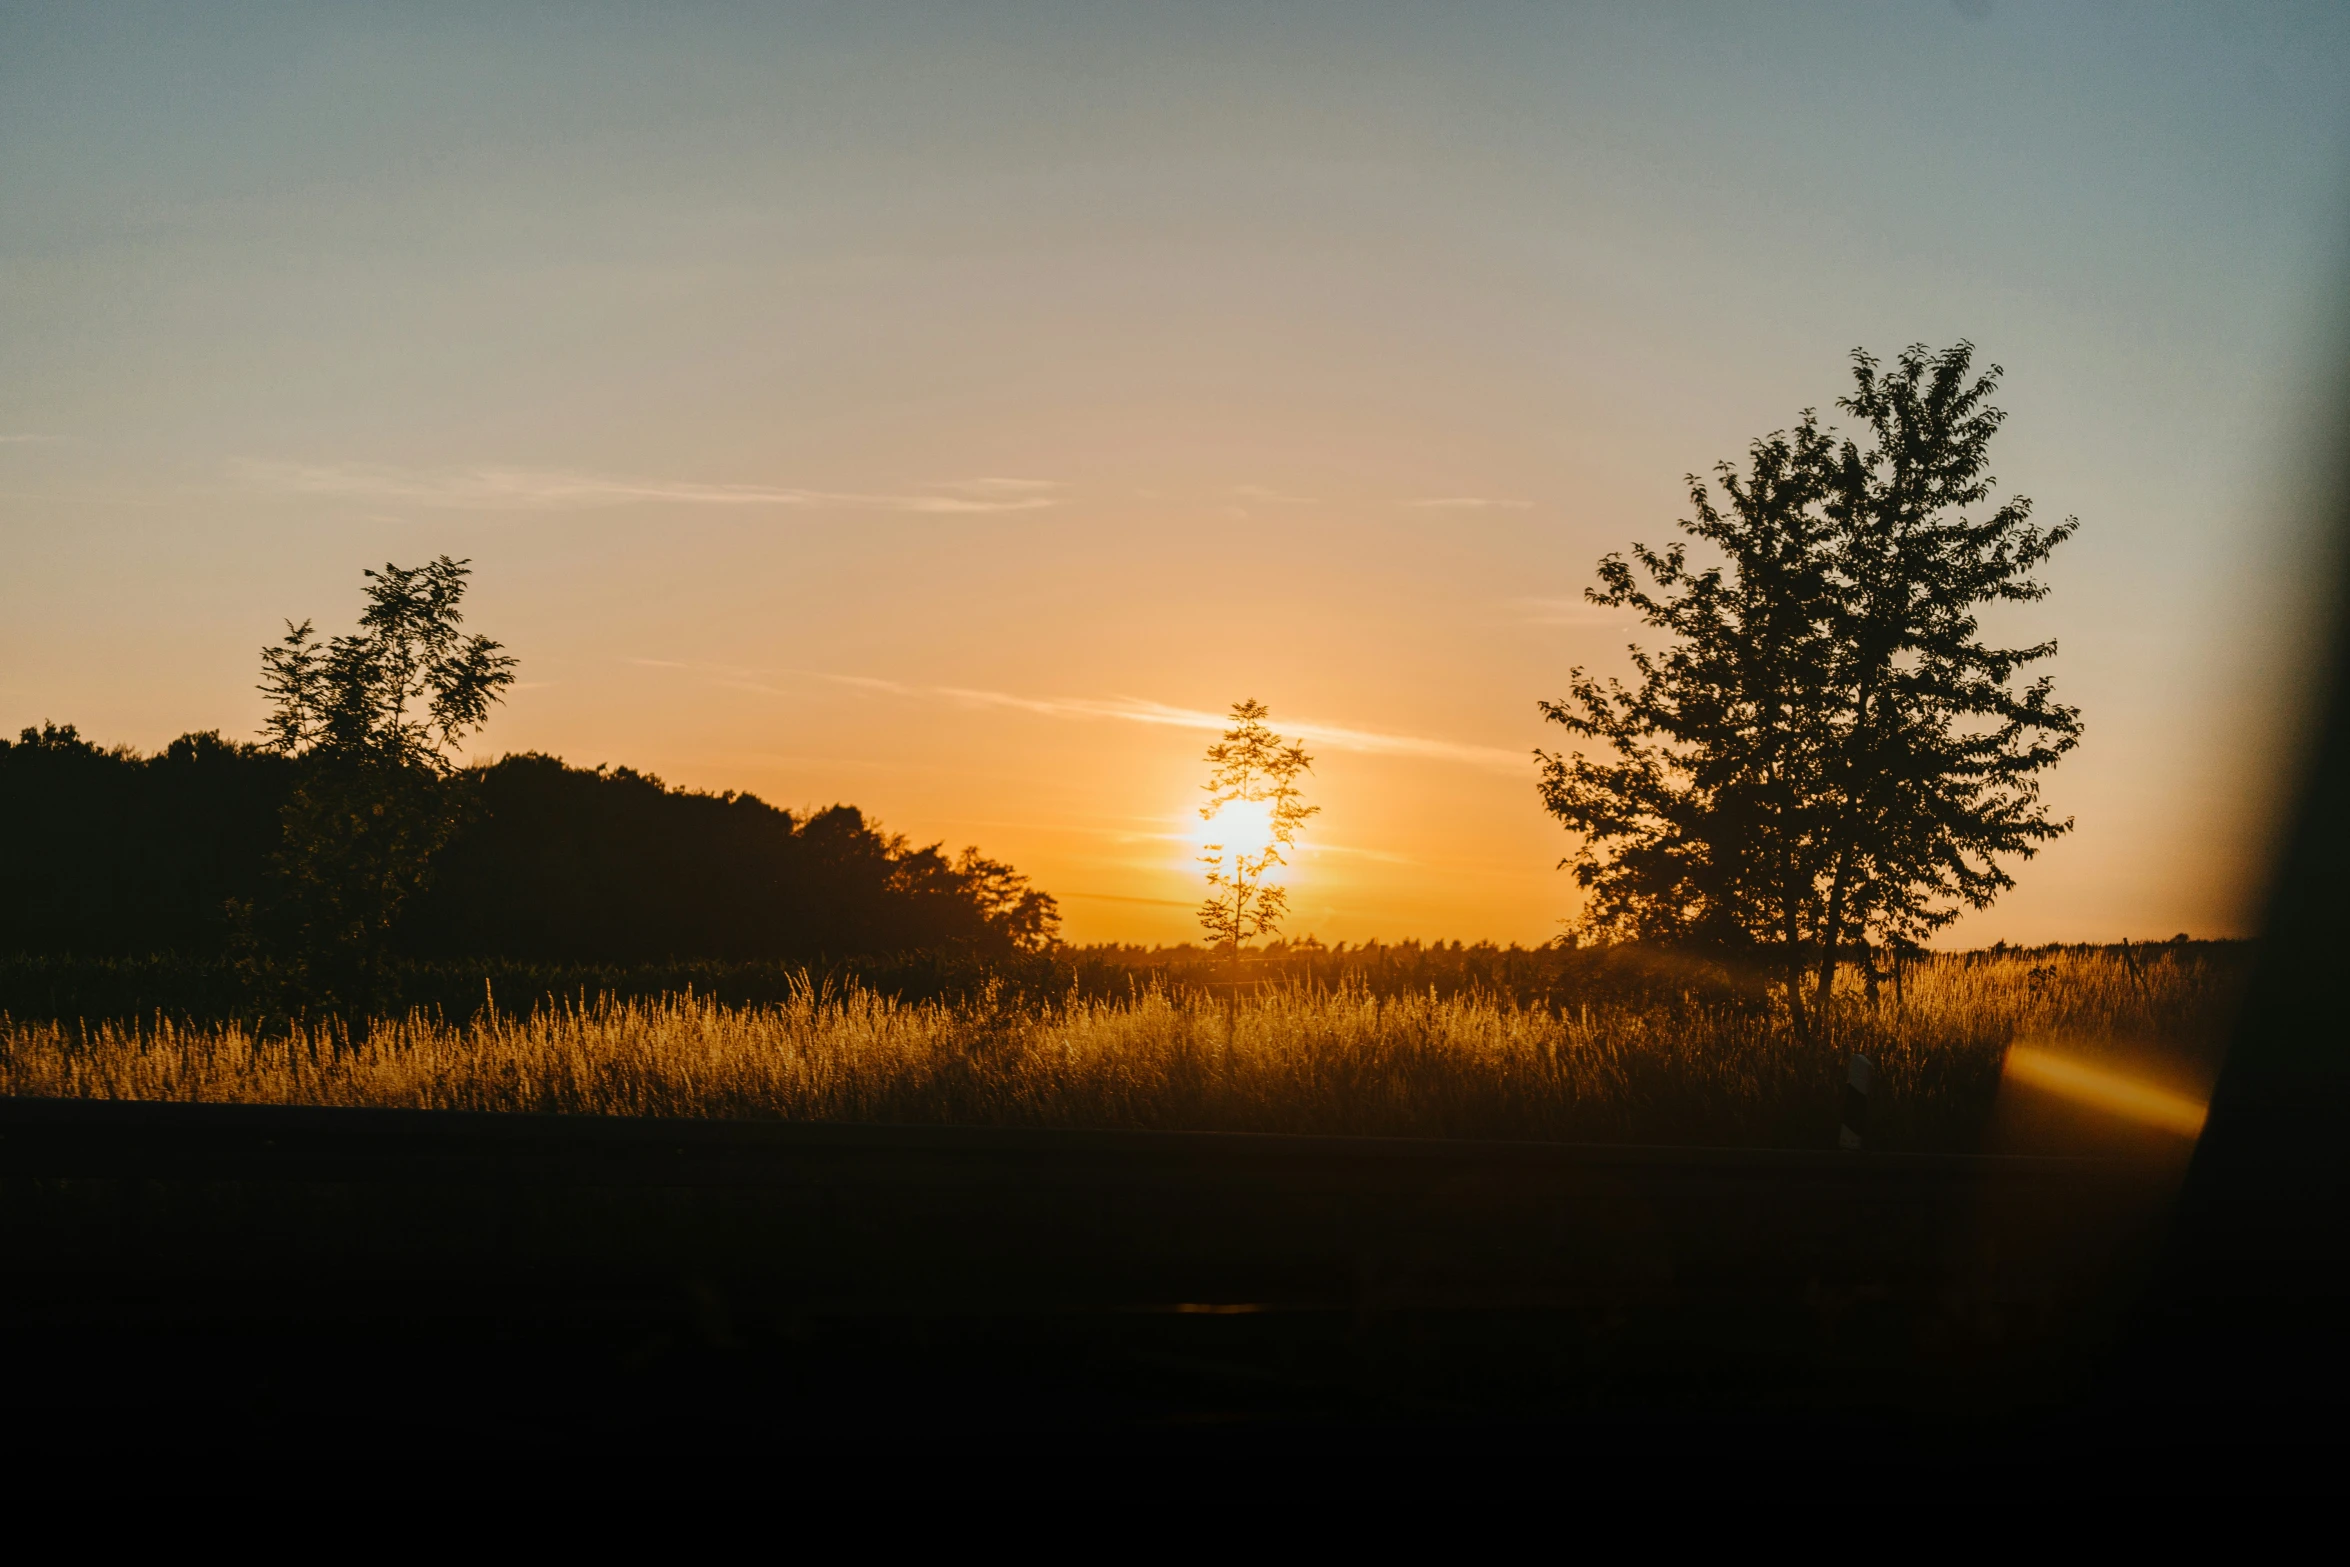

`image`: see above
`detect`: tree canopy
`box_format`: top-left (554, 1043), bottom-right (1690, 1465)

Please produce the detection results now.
top-left (259, 555), bottom-right (517, 773)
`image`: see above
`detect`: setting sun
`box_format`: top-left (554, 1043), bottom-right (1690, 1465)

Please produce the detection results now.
top-left (1199, 797), bottom-right (1278, 863)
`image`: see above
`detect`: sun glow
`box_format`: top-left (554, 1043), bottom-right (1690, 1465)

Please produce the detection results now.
top-left (1199, 797), bottom-right (1278, 862)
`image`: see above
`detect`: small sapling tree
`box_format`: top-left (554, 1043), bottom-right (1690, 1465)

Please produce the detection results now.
top-left (1197, 699), bottom-right (1317, 966)
top-left (248, 556), bottom-right (516, 1018)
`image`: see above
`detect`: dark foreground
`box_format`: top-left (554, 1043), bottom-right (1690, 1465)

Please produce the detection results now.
top-left (9, 1093), bottom-right (2314, 1486)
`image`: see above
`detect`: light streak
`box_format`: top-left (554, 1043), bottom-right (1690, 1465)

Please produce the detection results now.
top-left (2003, 1044), bottom-right (2209, 1139)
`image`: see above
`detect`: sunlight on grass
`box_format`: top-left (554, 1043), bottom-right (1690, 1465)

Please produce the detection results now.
top-left (0, 949), bottom-right (2234, 1152)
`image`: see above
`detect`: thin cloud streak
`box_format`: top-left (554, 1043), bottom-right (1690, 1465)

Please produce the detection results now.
top-left (844, 678), bottom-right (1528, 775)
top-left (1304, 841), bottom-right (1420, 866)
top-left (1061, 891), bottom-right (1201, 909)
top-left (630, 659), bottom-right (1530, 776)
top-left (1411, 496), bottom-right (1533, 510)
top-left (236, 461), bottom-right (1062, 514)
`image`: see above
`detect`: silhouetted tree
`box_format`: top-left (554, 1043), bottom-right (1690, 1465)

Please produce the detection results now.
top-left (1539, 343), bottom-right (2079, 1033)
top-left (1197, 700), bottom-right (1316, 960)
top-left (248, 556), bottom-right (516, 1015)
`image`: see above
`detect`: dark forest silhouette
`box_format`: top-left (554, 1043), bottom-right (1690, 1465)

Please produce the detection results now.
top-left (0, 724), bottom-right (1058, 971)
top-left (0, 554), bottom-right (1057, 1020)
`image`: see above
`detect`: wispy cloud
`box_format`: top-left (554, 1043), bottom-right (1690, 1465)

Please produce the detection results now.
top-left (627, 659), bottom-right (1530, 775)
top-left (1300, 840), bottom-right (1420, 866)
top-left (1061, 890), bottom-right (1202, 908)
top-left (1218, 483), bottom-right (1320, 520)
top-left (838, 678), bottom-right (1529, 774)
top-left (0, 433), bottom-right (66, 445)
top-left (1410, 496), bottom-right (1533, 510)
top-left (236, 461), bottom-right (1062, 514)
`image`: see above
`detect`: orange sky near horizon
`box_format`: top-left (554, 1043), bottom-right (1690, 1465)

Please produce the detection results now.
top-left (5, 6), bottom-right (2347, 948)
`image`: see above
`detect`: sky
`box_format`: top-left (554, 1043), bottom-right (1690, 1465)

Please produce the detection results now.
top-left (4, 2), bottom-right (2348, 947)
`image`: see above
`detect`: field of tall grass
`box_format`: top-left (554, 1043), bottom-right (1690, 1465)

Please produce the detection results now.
top-left (0, 946), bottom-right (2239, 1152)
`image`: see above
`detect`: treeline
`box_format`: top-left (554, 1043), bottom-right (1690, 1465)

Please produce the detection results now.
top-left (1068, 935), bottom-right (2241, 1007)
top-left (0, 929), bottom-right (2246, 1028)
top-left (1076, 938), bottom-right (1706, 1004)
top-left (0, 723), bottom-right (1057, 971)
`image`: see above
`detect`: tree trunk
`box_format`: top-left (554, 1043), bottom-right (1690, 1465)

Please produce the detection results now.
top-left (1229, 872), bottom-right (1247, 984)
top-left (1782, 898), bottom-right (1810, 1042)
top-left (1816, 670), bottom-right (1876, 1043)
top-left (1814, 856), bottom-right (1848, 1042)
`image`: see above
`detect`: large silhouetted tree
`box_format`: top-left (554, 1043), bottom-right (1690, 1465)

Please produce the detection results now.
top-left (1538, 343), bottom-right (2080, 1034)
top-left (249, 556), bottom-right (516, 1015)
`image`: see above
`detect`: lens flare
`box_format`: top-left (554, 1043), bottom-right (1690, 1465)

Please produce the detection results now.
top-left (2002, 1044), bottom-right (2209, 1139)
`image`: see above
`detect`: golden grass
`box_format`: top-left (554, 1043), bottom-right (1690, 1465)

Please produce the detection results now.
top-left (0, 948), bottom-right (2238, 1151)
